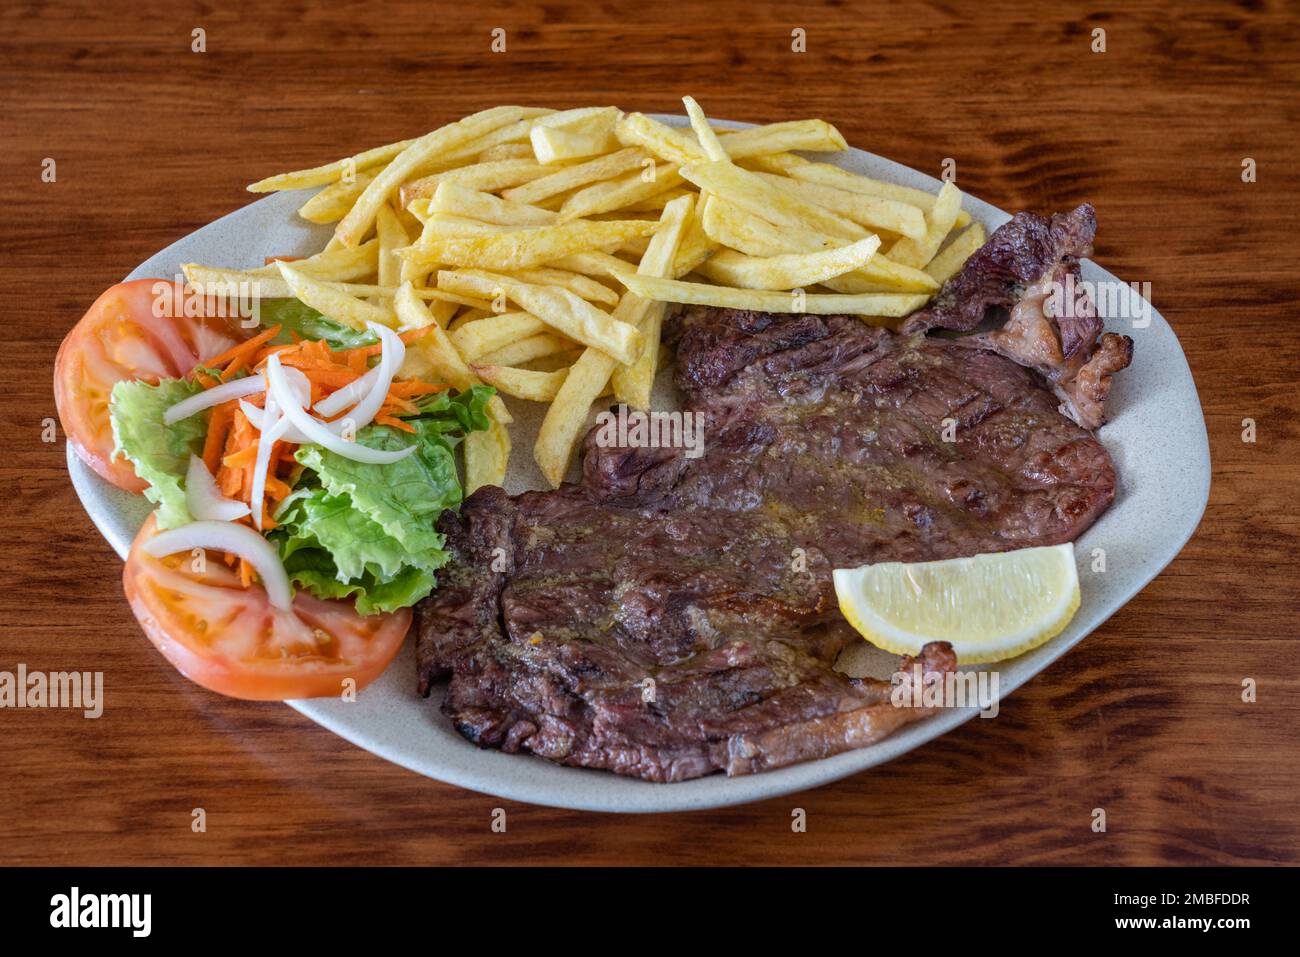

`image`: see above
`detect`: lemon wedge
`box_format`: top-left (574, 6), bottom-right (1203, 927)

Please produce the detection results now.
top-left (833, 544), bottom-right (1081, 664)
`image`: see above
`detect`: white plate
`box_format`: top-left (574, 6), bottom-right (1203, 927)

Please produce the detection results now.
top-left (66, 116), bottom-right (1210, 812)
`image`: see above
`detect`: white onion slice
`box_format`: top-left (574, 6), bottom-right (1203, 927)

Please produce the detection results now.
top-left (237, 366), bottom-right (311, 441)
top-left (314, 365), bottom-right (382, 418)
top-left (164, 374), bottom-right (267, 425)
top-left (248, 393), bottom-right (284, 531)
top-left (184, 455), bottom-right (250, 522)
top-left (240, 398), bottom-right (311, 443)
top-left (143, 521), bottom-right (293, 610)
top-left (264, 354), bottom-right (416, 465)
top-left (336, 323), bottom-right (405, 432)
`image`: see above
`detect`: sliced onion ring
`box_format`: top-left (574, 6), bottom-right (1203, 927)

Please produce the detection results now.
top-left (164, 374), bottom-right (266, 425)
top-left (264, 354), bottom-right (416, 465)
top-left (314, 364), bottom-right (382, 418)
top-left (334, 322), bottom-right (405, 432)
top-left (185, 455), bottom-right (250, 522)
top-left (248, 393), bottom-right (284, 531)
top-left (142, 520), bottom-right (293, 610)
top-left (240, 399), bottom-right (311, 443)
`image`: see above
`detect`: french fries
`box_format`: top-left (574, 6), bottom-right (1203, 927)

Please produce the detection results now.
top-left (535, 195), bottom-right (693, 486)
top-left (375, 203), bottom-right (410, 288)
top-left (471, 363), bottom-right (569, 402)
top-left (247, 138), bottom-right (417, 193)
top-left (502, 147), bottom-right (645, 206)
top-left (401, 158), bottom-right (551, 205)
top-left (700, 198), bottom-right (939, 293)
top-left (437, 269), bottom-right (640, 364)
top-left (745, 152), bottom-right (974, 229)
top-left (557, 165), bottom-right (685, 222)
top-left (925, 222), bottom-right (987, 283)
top-left (181, 263), bottom-right (491, 310)
top-left (695, 236), bottom-right (881, 290)
top-left (748, 171), bottom-right (927, 239)
top-left (393, 284), bottom-right (512, 424)
top-left (615, 273), bottom-right (928, 319)
top-left (403, 219), bottom-right (658, 272)
top-left (336, 106), bottom-right (548, 247)
top-left (298, 171), bottom-right (378, 224)
top-left (682, 160), bottom-right (868, 241)
top-left (885, 181), bottom-right (963, 269)
top-left (609, 195), bottom-right (694, 409)
top-left (616, 112), bottom-right (847, 165)
top-left (276, 261), bottom-right (396, 329)
top-left (463, 405), bottom-right (511, 494)
top-left (478, 333), bottom-right (573, 367)
top-left (450, 312), bottom-right (549, 360)
top-left (197, 96), bottom-right (988, 495)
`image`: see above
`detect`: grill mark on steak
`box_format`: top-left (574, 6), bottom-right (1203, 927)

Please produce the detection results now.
top-left (416, 267), bottom-right (1126, 780)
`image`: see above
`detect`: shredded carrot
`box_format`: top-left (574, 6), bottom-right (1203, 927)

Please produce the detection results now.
top-left (216, 407), bottom-right (255, 498)
top-left (388, 380), bottom-right (446, 397)
top-left (251, 342), bottom-right (298, 365)
top-left (375, 413), bottom-right (416, 433)
top-left (202, 401), bottom-right (236, 475)
top-left (331, 327), bottom-right (430, 362)
top-left (222, 444), bottom-right (260, 470)
top-left (265, 474), bottom-right (292, 500)
top-left (203, 324), bottom-right (282, 373)
top-left (380, 396), bottom-right (419, 415)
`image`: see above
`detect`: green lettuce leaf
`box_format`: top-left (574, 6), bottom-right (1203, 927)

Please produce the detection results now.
top-left (256, 298), bottom-right (378, 350)
top-left (276, 529), bottom-right (439, 616)
top-left (272, 386), bottom-right (495, 613)
top-left (109, 378), bottom-right (208, 529)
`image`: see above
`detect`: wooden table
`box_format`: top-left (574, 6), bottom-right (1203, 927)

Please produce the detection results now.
top-left (2, 0), bottom-right (1296, 866)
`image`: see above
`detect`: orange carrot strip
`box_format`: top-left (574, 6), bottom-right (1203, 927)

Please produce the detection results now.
top-left (332, 327), bottom-right (428, 362)
top-left (202, 401), bottom-right (235, 475)
top-left (219, 354), bottom-right (248, 381)
top-left (222, 444), bottom-right (260, 469)
top-left (375, 413), bottom-right (416, 433)
top-left (265, 474), bottom-right (292, 500)
top-left (203, 324), bottom-right (282, 372)
top-left (388, 379), bottom-right (446, 396)
top-left (252, 343), bottom-right (298, 365)
top-left (380, 396), bottom-right (419, 414)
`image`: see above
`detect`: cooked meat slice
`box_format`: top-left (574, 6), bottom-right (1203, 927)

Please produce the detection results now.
top-left (903, 204), bottom-right (1098, 336)
top-left (417, 295), bottom-right (1123, 781)
top-left (903, 204), bottom-right (1132, 428)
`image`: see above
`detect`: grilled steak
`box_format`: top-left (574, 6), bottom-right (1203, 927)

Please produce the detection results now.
top-left (904, 204), bottom-right (1133, 429)
top-left (415, 208), bottom-right (1128, 782)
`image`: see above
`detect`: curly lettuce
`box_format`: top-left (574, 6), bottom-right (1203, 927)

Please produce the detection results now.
top-left (269, 386), bottom-right (494, 614)
top-left (109, 378), bottom-right (208, 529)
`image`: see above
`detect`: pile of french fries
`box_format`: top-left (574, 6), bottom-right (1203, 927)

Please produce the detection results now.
top-left (183, 98), bottom-right (986, 491)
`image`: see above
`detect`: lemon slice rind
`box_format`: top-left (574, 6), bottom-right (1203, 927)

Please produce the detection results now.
top-left (833, 544), bottom-right (1082, 665)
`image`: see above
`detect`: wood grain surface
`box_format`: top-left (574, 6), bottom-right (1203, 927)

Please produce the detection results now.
top-left (1, 0), bottom-right (1297, 866)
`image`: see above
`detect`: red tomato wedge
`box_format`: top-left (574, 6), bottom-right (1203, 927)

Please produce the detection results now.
top-left (54, 279), bottom-right (246, 492)
top-left (123, 515), bottom-right (411, 700)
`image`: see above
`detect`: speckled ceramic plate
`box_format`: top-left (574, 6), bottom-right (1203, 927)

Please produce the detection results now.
top-left (65, 116), bottom-right (1209, 812)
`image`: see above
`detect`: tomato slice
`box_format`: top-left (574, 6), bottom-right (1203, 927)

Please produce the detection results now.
top-left (123, 515), bottom-right (411, 700)
top-left (54, 279), bottom-right (246, 492)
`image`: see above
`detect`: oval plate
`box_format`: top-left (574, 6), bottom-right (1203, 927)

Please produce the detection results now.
top-left (66, 116), bottom-right (1210, 812)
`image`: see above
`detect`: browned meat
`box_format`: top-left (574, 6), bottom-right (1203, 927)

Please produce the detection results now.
top-left (904, 204), bottom-right (1132, 428)
top-left (416, 294), bottom-right (1123, 781)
